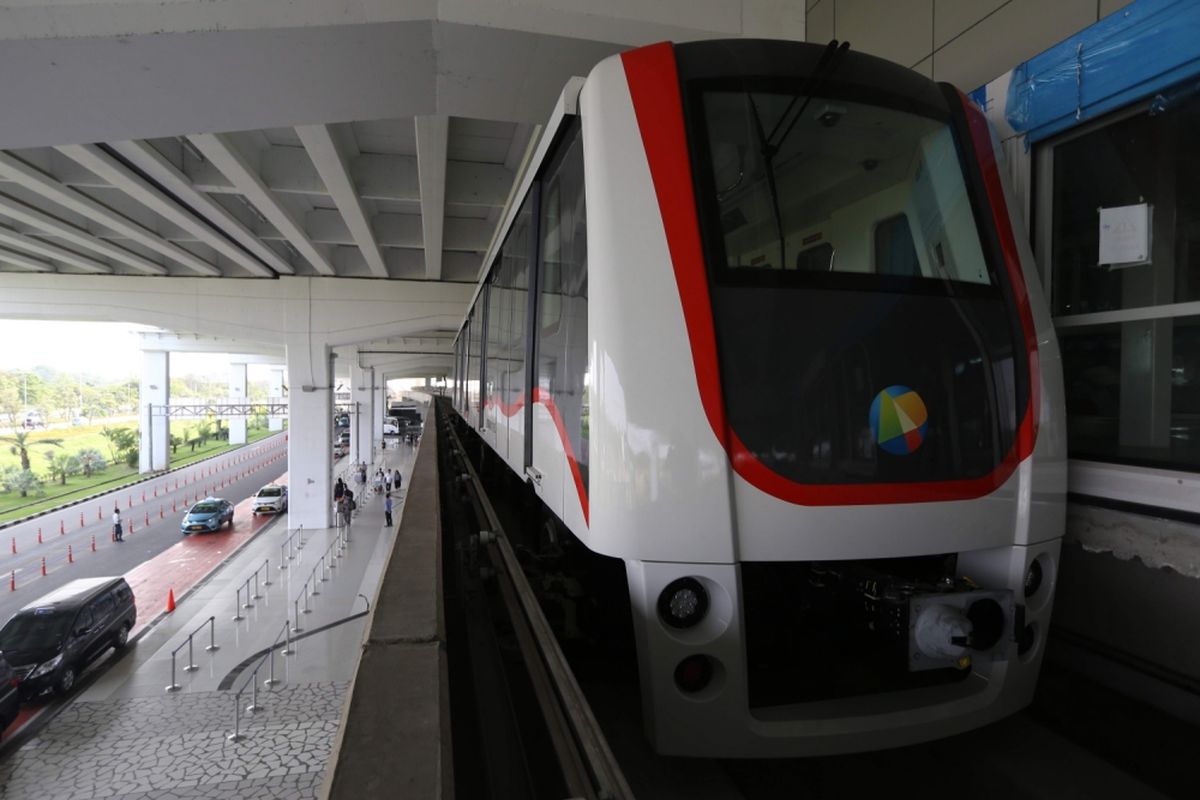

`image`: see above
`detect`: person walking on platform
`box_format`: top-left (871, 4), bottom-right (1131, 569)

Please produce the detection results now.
top-left (336, 495), bottom-right (349, 528)
top-left (393, 469), bottom-right (402, 492)
top-left (345, 487), bottom-right (356, 519)
top-left (334, 477), bottom-right (345, 502)
top-left (384, 493), bottom-right (393, 528)
top-left (112, 507), bottom-right (123, 542)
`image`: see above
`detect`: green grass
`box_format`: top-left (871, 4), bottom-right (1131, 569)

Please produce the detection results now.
top-left (0, 425), bottom-right (279, 523)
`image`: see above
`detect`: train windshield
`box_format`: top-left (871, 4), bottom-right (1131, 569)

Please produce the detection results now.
top-left (689, 85), bottom-right (1027, 486)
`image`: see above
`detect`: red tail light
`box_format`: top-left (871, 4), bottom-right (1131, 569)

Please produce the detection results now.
top-left (674, 655), bottom-right (714, 694)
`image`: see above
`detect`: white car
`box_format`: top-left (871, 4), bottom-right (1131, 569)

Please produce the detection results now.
top-left (383, 419), bottom-right (400, 435)
top-left (251, 484), bottom-right (288, 515)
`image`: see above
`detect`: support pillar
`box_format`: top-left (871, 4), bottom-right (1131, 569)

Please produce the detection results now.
top-left (351, 362), bottom-right (374, 466)
top-left (286, 335), bottom-right (333, 529)
top-left (138, 350), bottom-right (169, 473)
top-left (228, 361), bottom-right (247, 445)
top-left (373, 378), bottom-right (386, 449)
top-left (269, 367), bottom-right (285, 431)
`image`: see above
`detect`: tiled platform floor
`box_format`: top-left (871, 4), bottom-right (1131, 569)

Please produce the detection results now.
top-left (0, 682), bottom-right (347, 800)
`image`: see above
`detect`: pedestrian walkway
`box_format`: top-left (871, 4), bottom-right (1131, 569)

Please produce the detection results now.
top-left (0, 440), bottom-right (421, 800)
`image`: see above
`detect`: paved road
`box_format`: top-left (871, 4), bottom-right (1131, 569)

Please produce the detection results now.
top-left (0, 433), bottom-right (287, 625)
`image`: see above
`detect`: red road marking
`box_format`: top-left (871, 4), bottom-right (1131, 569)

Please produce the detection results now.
top-left (126, 473), bottom-right (289, 638)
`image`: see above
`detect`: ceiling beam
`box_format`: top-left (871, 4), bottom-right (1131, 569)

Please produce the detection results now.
top-left (188, 133), bottom-right (335, 276)
top-left (0, 220), bottom-right (112, 273)
top-left (0, 244), bottom-right (54, 272)
top-left (296, 123), bottom-right (388, 279)
top-left (415, 116), bottom-right (448, 281)
top-left (107, 140), bottom-right (295, 276)
top-left (0, 151), bottom-right (219, 277)
top-left (33, 142), bottom-right (513, 208)
top-left (260, 209), bottom-right (489, 251)
top-left (0, 193), bottom-right (167, 275)
top-left (57, 144), bottom-right (276, 278)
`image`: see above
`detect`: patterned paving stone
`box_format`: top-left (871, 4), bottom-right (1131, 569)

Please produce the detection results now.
top-left (0, 683), bottom-right (345, 800)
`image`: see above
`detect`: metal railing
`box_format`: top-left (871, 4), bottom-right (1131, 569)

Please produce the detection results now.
top-left (291, 526), bottom-right (347, 634)
top-left (232, 559), bottom-right (272, 621)
top-left (164, 616), bottom-right (218, 692)
top-left (227, 620), bottom-right (293, 742)
top-left (280, 524), bottom-right (305, 568)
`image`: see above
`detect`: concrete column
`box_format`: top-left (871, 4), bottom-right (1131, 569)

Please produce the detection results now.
top-left (138, 350), bottom-right (169, 473)
top-left (350, 363), bottom-right (374, 465)
top-left (228, 361), bottom-right (248, 445)
top-left (373, 379), bottom-right (386, 449)
top-left (269, 367), bottom-right (285, 432)
top-left (286, 335), bottom-right (333, 529)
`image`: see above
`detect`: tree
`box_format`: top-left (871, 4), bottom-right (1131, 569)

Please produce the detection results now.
top-left (76, 448), bottom-right (108, 476)
top-left (0, 466), bottom-right (42, 498)
top-left (196, 420), bottom-right (214, 447)
top-left (100, 426), bottom-right (137, 463)
top-left (1, 430), bottom-right (64, 472)
top-left (0, 371), bottom-right (22, 428)
top-left (44, 451), bottom-right (81, 485)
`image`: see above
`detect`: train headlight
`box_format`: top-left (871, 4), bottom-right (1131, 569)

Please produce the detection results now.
top-left (1024, 559), bottom-right (1044, 598)
top-left (658, 577), bottom-right (709, 629)
top-left (674, 655), bottom-right (714, 693)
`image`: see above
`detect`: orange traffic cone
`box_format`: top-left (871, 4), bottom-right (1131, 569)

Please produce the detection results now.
top-left (166, 589), bottom-right (176, 613)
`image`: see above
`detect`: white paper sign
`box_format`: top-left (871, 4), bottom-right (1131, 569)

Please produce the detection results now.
top-left (1098, 204), bottom-right (1151, 266)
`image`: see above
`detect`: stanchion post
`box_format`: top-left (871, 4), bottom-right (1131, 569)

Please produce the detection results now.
top-left (205, 616), bottom-right (219, 652)
top-left (291, 599), bottom-right (303, 632)
top-left (227, 695), bottom-right (244, 742)
top-left (246, 678), bottom-right (261, 714)
top-left (232, 586), bottom-right (245, 621)
top-left (263, 559), bottom-right (272, 586)
top-left (264, 645), bottom-right (278, 687)
top-left (183, 634), bottom-right (198, 672)
top-left (165, 650), bottom-right (181, 692)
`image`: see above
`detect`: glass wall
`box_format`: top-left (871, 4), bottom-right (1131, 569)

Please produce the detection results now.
top-left (1042, 84), bottom-right (1200, 469)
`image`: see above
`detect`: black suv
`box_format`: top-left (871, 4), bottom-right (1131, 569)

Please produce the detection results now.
top-left (0, 577), bottom-right (137, 698)
top-left (0, 654), bottom-right (18, 730)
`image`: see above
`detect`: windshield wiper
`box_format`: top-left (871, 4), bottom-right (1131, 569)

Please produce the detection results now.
top-left (745, 39), bottom-right (850, 269)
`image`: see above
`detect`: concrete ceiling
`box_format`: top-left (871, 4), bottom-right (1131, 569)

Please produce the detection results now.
top-left (0, 116), bottom-right (535, 282)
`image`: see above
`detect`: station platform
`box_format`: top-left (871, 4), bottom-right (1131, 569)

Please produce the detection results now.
top-left (0, 442), bottom-right (420, 800)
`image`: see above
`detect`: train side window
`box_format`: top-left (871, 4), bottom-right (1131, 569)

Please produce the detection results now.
top-left (874, 214), bottom-right (919, 277)
top-left (536, 128), bottom-right (589, 490)
top-left (485, 269), bottom-right (506, 424)
top-left (795, 243), bottom-right (834, 271)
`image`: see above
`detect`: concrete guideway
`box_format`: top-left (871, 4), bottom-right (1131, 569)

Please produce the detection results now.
top-left (0, 439), bottom-right (421, 798)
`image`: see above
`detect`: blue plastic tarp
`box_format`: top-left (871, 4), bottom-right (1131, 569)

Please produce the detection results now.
top-left (1000, 0), bottom-right (1200, 142)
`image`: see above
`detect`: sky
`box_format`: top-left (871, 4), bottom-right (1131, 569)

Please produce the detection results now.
top-left (0, 320), bottom-right (266, 381)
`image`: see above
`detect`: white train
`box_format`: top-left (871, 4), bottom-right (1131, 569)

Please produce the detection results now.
top-left (450, 38), bottom-right (1066, 757)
